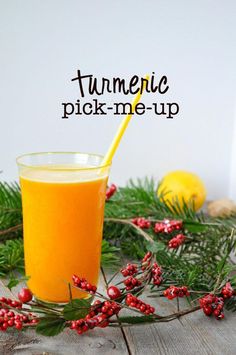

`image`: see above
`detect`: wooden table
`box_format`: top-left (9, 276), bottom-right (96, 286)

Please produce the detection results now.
top-left (1, 271), bottom-right (236, 355)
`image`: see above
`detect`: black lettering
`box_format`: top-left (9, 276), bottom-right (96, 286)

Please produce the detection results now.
top-left (89, 77), bottom-right (103, 95)
top-left (102, 78), bottom-right (112, 94)
top-left (71, 70), bottom-right (92, 97)
top-left (62, 103), bottom-right (74, 119)
top-left (153, 103), bottom-right (166, 115)
top-left (129, 75), bottom-right (139, 94)
top-left (150, 72), bottom-right (158, 93)
top-left (113, 102), bottom-right (133, 115)
top-left (166, 103), bottom-right (179, 118)
top-left (93, 99), bottom-right (106, 115)
top-left (140, 78), bottom-right (151, 94)
top-left (113, 78), bottom-right (129, 95)
top-left (159, 76), bottom-right (169, 94)
top-left (83, 102), bottom-right (93, 115)
top-left (75, 100), bottom-right (82, 115)
top-left (135, 102), bottom-right (145, 115)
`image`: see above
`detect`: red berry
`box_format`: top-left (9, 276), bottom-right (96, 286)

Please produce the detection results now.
top-left (2, 322), bottom-right (8, 330)
top-left (15, 321), bottom-right (23, 330)
top-left (107, 286), bottom-right (122, 300)
top-left (94, 300), bottom-right (101, 306)
top-left (203, 306), bottom-right (213, 316)
top-left (18, 288), bottom-right (33, 303)
top-left (106, 184), bottom-right (117, 201)
top-left (221, 282), bottom-right (234, 299)
top-left (101, 306), bottom-right (108, 313)
top-left (7, 319), bottom-right (14, 327)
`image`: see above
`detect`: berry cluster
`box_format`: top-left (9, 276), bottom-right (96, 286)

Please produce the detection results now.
top-left (126, 294), bottom-right (155, 315)
top-left (199, 294), bottom-right (225, 320)
top-left (123, 276), bottom-right (141, 291)
top-left (72, 275), bottom-right (97, 294)
top-left (163, 286), bottom-right (190, 300)
top-left (141, 251), bottom-right (153, 270)
top-left (0, 297), bottom-right (22, 310)
top-left (121, 263), bottom-right (138, 277)
top-left (151, 262), bottom-right (163, 286)
top-left (221, 282), bottom-right (234, 299)
top-left (132, 217), bottom-right (151, 229)
top-left (0, 297), bottom-right (37, 332)
top-left (154, 219), bottom-right (183, 234)
top-left (70, 300), bottom-right (121, 334)
top-left (168, 234), bottom-right (185, 249)
top-left (106, 184), bottom-right (117, 201)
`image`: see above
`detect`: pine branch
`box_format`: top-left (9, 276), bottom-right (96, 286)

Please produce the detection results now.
top-left (1, 178), bottom-right (236, 295)
top-left (101, 240), bottom-right (120, 268)
top-left (0, 182), bottom-right (22, 240)
top-left (0, 239), bottom-right (24, 276)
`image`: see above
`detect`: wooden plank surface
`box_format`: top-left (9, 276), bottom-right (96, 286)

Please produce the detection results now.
top-left (123, 296), bottom-right (236, 355)
top-left (1, 275), bottom-right (236, 355)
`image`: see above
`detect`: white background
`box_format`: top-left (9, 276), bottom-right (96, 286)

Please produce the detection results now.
top-left (0, 0), bottom-right (236, 199)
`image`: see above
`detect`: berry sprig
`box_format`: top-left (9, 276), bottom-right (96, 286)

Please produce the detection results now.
top-left (141, 251), bottom-right (153, 270)
top-left (106, 184), bottom-right (117, 201)
top-left (132, 217), bottom-right (151, 229)
top-left (0, 297), bottom-right (22, 310)
top-left (168, 234), bottom-right (185, 249)
top-left (151, 262), bottom-right (163, 286)
top-left (126, 294), bottom-right (155, 315)
top-left (0, 308), bottom-right (37, 331)
top-left (154, 219), bottom-right (183, 234)
top-left (123, 276), bottom-right (142, 291)
top-left (199, 294), bottom-right (225, 320)
top-left (121, 263), bottom-right (138, 277)
top-left (0, 291), bottom-right (37, 332)
top-left (72, 275), bottom-right (97, 294)
top-left (130, 217), bottom-right (186, 249)
top-left (199, 282), bottom-right (236, 320)
top-left (70, 300), bottom-right (121, 334)
top-left (120, 253), bottom-right (154, 291)
top-left (163, 286), bottom-right (190, 300)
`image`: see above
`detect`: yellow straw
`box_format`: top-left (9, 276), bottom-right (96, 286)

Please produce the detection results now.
top-left (101, 75), bottom-right (149, 166)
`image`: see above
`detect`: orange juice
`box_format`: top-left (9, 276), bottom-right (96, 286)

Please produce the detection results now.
top-left (19, 156), bottom-right (109, 303)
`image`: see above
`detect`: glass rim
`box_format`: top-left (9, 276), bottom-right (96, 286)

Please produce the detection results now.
top-left (16, 151), bottom-right (112, 171)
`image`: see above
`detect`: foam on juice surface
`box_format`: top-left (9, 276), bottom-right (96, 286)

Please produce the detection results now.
top-left (20, 165), bottom-right (107, 183)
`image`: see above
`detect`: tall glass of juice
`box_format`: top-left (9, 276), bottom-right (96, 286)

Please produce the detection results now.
top-left (17, 152), bottom-right (111, 303)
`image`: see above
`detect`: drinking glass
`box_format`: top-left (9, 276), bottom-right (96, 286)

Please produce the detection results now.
top-left (17, 152), bottom-right (111, 303)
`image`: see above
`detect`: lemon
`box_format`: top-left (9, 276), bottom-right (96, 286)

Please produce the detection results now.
top-left (157, 171), bottom-right (206, 212)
